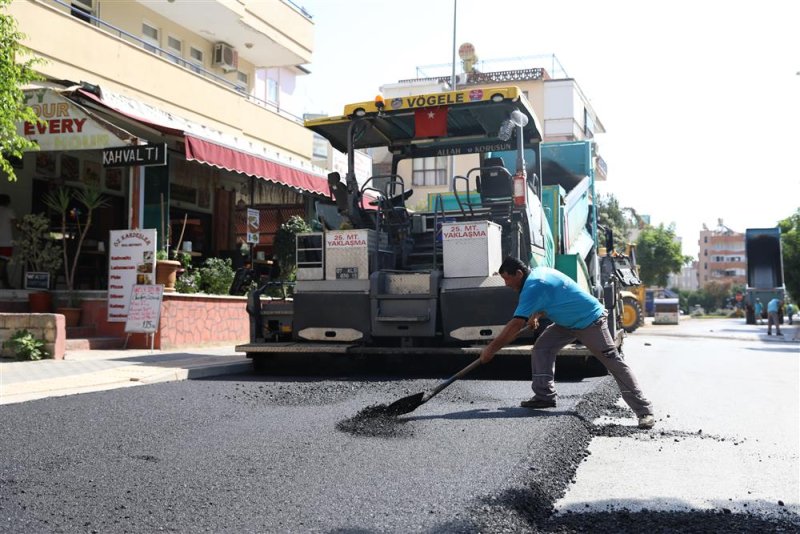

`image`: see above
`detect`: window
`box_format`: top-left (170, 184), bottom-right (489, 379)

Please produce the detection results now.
top-left (267, 78), bottom-right (278, 103)
top-left (167, 35), bottom-right (182, 64)
top-left (583, 108), bottom-right (595, 139)
top-left (71, 0), bottom-right (93, 23)
top-left (189, 46), bottom-right (204, 74)
top-left (236, 71), bottom-right (249, 92)
top-left (412, 157), bottom-right (447, 186)
top-left (142, 22), bottom-right (159, 53)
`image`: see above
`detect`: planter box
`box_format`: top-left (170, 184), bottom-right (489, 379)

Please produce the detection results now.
top-left (80, 293), bottom-right (249, 350)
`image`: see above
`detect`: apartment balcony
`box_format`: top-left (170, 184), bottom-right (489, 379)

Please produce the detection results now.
top-left (10, 0), bottom-right (314, 159)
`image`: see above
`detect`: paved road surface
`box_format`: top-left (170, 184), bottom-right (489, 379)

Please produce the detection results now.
top-left (1, 317), bottom-right (797, 532)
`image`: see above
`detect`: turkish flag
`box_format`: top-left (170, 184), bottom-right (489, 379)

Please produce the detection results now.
top-left (414, 106), bottom-right (448, 138)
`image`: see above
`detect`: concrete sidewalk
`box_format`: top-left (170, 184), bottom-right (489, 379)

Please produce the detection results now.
top-left (1, 317), bottom-right (796, 406)
top-left (0, 344), bottom-right (252, 405)
top-left (638, 315), bottom-right (800, 343)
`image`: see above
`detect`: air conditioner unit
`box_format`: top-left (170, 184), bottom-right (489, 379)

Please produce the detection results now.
top-left (213, 42), bottom-right (239, 72)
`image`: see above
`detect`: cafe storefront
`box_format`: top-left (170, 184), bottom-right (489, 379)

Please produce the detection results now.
top-left (2, 85), bottom-right (331, 291)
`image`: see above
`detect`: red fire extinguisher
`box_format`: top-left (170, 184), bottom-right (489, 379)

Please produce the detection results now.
top-left (513, 172), bottom-right (526, 207)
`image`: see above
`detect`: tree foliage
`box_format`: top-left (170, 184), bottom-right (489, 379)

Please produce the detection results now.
top-left (595, 193), bottom-right (632, 251)
top-left (1, 0), bottom-right (43, 181)
top-left (702, 280), bottom-right (733, 311)
top-left (635, 223), bottom-right (689, 287)
top-left (778, 208), bottom-right (800, 304)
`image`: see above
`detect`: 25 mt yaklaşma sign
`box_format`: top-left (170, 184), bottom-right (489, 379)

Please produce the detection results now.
top-left (103, 143), bottom-right (167, 168)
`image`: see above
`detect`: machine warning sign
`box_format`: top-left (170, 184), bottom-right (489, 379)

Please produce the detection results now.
top-left (442, 223), bottom-right (488, 240)
top-left (326, 231), bottom-right (368, 248)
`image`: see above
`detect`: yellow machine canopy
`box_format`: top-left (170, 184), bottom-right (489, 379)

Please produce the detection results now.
top-left (304, 86), bottom-right (543, 160)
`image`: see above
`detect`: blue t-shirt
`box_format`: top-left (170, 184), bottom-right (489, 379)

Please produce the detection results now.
top-left (513, 267), bottom-right (605, 330)
top-left (767, 298), bottom-right (780, 313)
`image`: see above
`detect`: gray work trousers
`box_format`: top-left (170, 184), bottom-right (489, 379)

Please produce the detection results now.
top-left (531, 314), bottom-right (653, 417)
top-left (767, 312), bottom-right (781, 334)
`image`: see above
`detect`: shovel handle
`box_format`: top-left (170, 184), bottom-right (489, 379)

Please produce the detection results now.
top-left (422, 324), bottom-right (533, 403)
top-left (423, 357), bottom-right (482, 402)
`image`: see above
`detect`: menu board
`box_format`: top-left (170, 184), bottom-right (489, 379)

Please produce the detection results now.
top-left (247, 208), bottom-right (259, 244)
top-left (124, 284), bottom-right (163, 334)
top-left (107, 229), bottom-right (157, 322)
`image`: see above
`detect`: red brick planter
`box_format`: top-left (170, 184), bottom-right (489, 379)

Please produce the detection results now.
top-left (80, 293), bottom-right (249, 350)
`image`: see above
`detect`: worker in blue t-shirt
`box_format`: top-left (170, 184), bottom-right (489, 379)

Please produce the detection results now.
top-left (754, 299), bottom-right (764, 325)
top-left (480, 256), bottom-right (655, 429)
top-left (767, 297), bottom-right (783, 336)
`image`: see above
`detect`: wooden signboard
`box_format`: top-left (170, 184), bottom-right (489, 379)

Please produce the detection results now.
top-left (124, 284), bottom-right (164, 334)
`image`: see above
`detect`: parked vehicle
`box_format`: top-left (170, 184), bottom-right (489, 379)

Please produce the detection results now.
top-left (653, 298), bottom-right (680, 324)
top-left (238, 87), bottom-right (638, 371)
top-left (617, 244), bottom-right (645, 333)
top-left (744, 227), bottom-right (785, 325)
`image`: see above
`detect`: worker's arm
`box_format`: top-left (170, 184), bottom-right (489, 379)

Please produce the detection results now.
top-left (480, 317), bottom-right (527, 364)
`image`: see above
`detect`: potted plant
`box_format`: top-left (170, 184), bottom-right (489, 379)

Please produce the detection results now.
top-left (272, 215), bottom-right (311, 297)
top-left (43, 186), bottom-right (108, 326)
top-left (10, 213), bottom-right (63, 312)
top-left (155, 249), bottom-right (181, 293)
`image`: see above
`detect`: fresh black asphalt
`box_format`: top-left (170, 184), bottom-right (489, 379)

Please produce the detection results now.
top-left (1, 355), bottom-right (798, 533)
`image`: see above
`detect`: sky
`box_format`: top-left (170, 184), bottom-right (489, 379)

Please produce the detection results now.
top-left (294, 0), bottom-right (800, 258)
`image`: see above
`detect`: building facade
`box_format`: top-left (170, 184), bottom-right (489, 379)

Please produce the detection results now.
top-left (697, 220), bottom-right (746, 288)
top-left (3, 0), bottom-right (327, 290)
top-left (668, 261), bottom-right (700, 291)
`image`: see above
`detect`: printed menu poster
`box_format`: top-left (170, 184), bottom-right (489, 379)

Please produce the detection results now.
top-left (247, 208), bottom-right (259, 244)
top-left (107, 229), bottom-right (157, 322)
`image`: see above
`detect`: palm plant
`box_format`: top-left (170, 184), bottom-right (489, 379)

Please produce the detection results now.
top-left (43, 186), bottom-right (108, 301)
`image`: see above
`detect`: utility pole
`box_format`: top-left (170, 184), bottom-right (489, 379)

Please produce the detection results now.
top-left (449, 0), bottom-right (457, 190)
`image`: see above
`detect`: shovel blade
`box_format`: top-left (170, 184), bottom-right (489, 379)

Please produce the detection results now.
top-left (384, 392), bottom-right (425, 416)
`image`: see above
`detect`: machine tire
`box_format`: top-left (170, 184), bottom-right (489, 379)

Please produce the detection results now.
top-left (621, 296), bottom-right (644, 333)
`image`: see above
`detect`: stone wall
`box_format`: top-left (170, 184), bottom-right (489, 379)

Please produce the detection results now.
top-left (0, 313), bottom-right (66, 360)
top-left (80, 294), bottom-right (250, 350)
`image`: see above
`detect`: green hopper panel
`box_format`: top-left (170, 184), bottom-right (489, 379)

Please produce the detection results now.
top-left (555, 254), bottom-right (591, 294)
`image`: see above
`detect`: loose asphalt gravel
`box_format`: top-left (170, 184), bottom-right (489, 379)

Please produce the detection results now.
top-left (1, 355), bottom-right (798, 533)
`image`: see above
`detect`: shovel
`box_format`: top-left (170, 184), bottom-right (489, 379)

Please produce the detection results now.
top-left (383, 324), bottom-right (532, 416)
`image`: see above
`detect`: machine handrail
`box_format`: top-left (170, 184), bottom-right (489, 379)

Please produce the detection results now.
top-left (451, 175), bottom-right (473, 218)
top-left (432, 193), bottom-right (446, 270)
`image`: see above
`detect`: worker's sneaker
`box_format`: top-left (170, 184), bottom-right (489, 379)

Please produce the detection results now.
top-left (776, 332), bottom-right (784, 336)
top-left (638, 415), bottom-right (655, 429)
top-left (520, 397), bottom-right (556, 409)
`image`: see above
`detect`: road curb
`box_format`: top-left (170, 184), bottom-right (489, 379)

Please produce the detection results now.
top-left (0, 359), bottom-right (253, 405)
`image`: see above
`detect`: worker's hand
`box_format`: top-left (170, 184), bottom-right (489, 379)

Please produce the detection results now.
top-left (527, 312), bottom-right (544, 331)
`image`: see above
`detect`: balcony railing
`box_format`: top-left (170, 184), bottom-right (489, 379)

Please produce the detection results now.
top-left (40, 0), bottom-right (303, 123)
top-left (399, 68), bottom-right (549, 87)
top-left (284, 0), bottom-right (313, 19)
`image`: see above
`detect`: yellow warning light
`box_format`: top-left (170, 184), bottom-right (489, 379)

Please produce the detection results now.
top-left (375, 95), bottom-right (385, 110)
